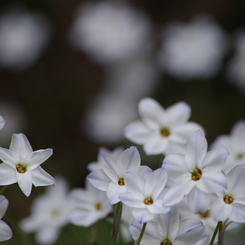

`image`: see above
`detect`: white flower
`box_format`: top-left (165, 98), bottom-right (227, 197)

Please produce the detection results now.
top-left (0, 133), bottom-right (55, 196)
top-left (157, 15), bottom-right (228, 79)
top-left (162, 130), bottom-right (228, 213)
top-left (69, 180), bottom-right (112, 227)
top-left (211, 120), bottom-right (245, 173)
top-left (0, 5), bottom-right (51, 70)
top-left (69, 1), bottom-right (152, 63)
top-left (20, 177), bottom-right (72, 244)
top-left (211, 164), bottom-right (245, 223)
top-left (124, 98), bottom-right (203, 155)
top-left (87, 146), bottom-right (141, 204)
top-left (129, 206), bottom-right (205, 245)
top-left (0, 196), bottom-right (12, 242)
top-left (227, 31), bottom-right (245, 91)
top-left (119, 168), bottom-right (170, 223)
top-left (87, 147), bottom-right (124, 172)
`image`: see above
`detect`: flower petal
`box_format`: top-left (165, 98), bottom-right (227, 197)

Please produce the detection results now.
top-left (0, 116), bottom-right (5, 131)
top-left (0, 164), bottom-right (16, 185)
top-left (212, 198), bottom-right (233, 221)
top-left (0, 148), bottom-right (17, 166)
top-left (0, 220), bottom-right (12, 241)
top-left (24, 149), bottom-right (53, 170)
top-left (107, 181), bottom-right (127, 204)
top-left (144, 135), bottom-right (168, 155)
top-left (9, 134), bottom-right (33, 159)
top-left (31, 166), bottom-right (55, 187)
top-left (119, 192), bottom-right (145, 208)
top-left (0, 196), bottom-right (8, 219)
top-left (132, 208), bottom-right (156, 223)
top-left (17, 174), bottom-right (32, 196)
top-left (87, 169), bottom-right (111, 191)
top-left (184, 130), bottom-right (207, 171)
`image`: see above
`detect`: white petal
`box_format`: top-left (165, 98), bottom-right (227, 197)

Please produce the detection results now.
top-left (31, 166), bottom-right (55, 187)
top-left (229, 203), bottom-right (245, 223)
top-left (17, 174), bottom-right (32, 196)
top-left (101, 153), bottom-right (121, 179)
top-left (0, 164), bottom-right (16, 185)
top-left (164, 102), bottom-right (190, 125)
top-left (139, 98), bottom-right (164, 130)
top-left (212, 198), bottom-right (232, 221)
top-left (162, 154), bottom-right (188, 181)
top-left (0, 148), bottom-right (17, 166)
top-left (132, 208), bottom-right (155, 223)
top-left (119, 192), bottom-right (145, 208)
top-left (0, 220), bottom-right (12, 241)
top-left (124, 121), bottom-right (153, 144)
top-left (24, 149), bottom-right (53, 170)
top-left (227, 165), bottom-right (245, 195)
top-left (144, 135), bottom-right (169, 155)
top-left (184, 131), bottom-right (207, 171)
top-left (186, 187), bottom-right (212, 214)
top-left (0, 116), bottom-right (5, 131)
top-left (231, 120), bottom-right (245, 149)
top-left (107, 181), bottom-right (127, 204)
top-left (202, 147), bottom-right (229, 170)
top-left (177, 218), bottom-right (204, 244)
top-left (36, 226), bottom-right (59, 245)
top-left (197, 170), bottom-right (227, 193)
top-left (124, 171), bottom-right (145, 194)
top-left (87, 169), bottom-right (111, 191)
top-left (9, 134), bottom-right (33, 159)
top-left (0, 196), bottom-right (8, 219)
top-left (118, 146), bottom-right (141, 171)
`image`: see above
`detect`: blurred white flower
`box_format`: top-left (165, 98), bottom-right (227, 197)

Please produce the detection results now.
top-left (0, 196), bottom-right (12, 242)
top-left (0, 116), bottom-right (5, 131)
top-left (69, 180), bottom-right (112, 227)
top-left (87, 147), bottom-right (124, 172)
top-left (83, 54), bottom-right (159, 144)
top-left (157, 15), bottom-right (228, 79)
top-left (227, 31), bottom-right (245, 90)
top-left (0, 101), bottom-right (27, 145)
top-left (20, 177), bottom-right (72, 245)
top-left (211, 120), bottom-right (245, 173)
top-left (0, 133), bottom-right (55, 196)
top-left (69, 1), bottom-right (152, 63)
top-left (0, 5), bottom-right (51, 70)
top-left (124, 98), bottom-right (203, 155)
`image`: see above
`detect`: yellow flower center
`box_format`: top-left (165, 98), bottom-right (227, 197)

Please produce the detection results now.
top-left (144, 197), bottom-right (153, 205)
top-left (191, 168), bottom-right (202, 181)
top-left (118, 178), bottom-right (125, 186)
top-left (199, 210), bottom-right (210, 219)
top-left (16, 164), bottom-right (27, 173)
top-left (95, 202), bottom-right (102, 210)
top-left (161, 239), bottom-right (172, 245)
top-left (236, 153), bottom-right (244, 159)
top-left (160, 127), bottom-right (170, 137)
top-left (223, 195), bottom-right (234, 204)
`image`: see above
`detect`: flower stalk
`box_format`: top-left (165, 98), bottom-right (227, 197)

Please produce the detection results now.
top-left (111, 202), bottom-right (123, 244)
top-left (134, 222), bottom-right (147, 245)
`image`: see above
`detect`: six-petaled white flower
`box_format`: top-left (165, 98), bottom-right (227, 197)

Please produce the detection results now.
top-left (0, 133), bottom-right (55, 196)
top-left (124, 98), bottom-right (203, 155)
top-left (162, 130), bottom-right (228, 213)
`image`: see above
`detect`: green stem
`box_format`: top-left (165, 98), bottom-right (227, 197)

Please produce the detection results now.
top-left (111, 202), bottom-right (123, 245)
top-left (209, 221), bottom-right (222, 245)
top-left (135, 222), bottom-right (147, 245)
top-left (0, 186), bottom-right (8, 195)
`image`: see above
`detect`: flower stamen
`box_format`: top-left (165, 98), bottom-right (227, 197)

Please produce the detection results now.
top-left (223, 195), bottom-right (234, 204)
top-left (191, 168), bottom-right (202, 181)
top-left (199, 210), bottom-right (210, 219)
top-left (161, 239), bottom-right (172, 245)
top-left (94, 202), bottom-right (102, 210)
top-left (16, 164), bottom-right (27, 173)
top-left (144, 197), bottom-right (153, 205)
top-left (160, 127), bottom-right (170, 137)
top-left (118, 178), bottom-right (125, 186)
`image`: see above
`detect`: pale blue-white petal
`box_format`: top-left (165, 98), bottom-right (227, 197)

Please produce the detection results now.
top-left (9, 134), bottom-right (33, 159)
top-left (184, 131), bottom-right (207, 171)
top-left (31, 166), bottom-right (55, 187)
top-left (87, 169), bottom-right (111, 191)
top-left (144, 135), bottom-right (169, 155)
top-left (36, 226), bottom-right (59, 245)
top-left (107, 181), bottom-right (127, 204)
top-left (132, 208), bottom-right (156, 223)
top-left (229, 203), bottom-right (245, 223)
top-left (0, 220), bottom-right (12, 241)
top-left (17, 174), bottom-right (32, 196)
top-left (0, 148), bottom-right (17, 166)
top-left (124, 120), bottom-right (153, 144)
top-left (0, 196), bottom-right (8, 219)
top-left (138, 98), bottom-right (164, 130)
top-left (124, 171), bottom-right (145, 194)
top-left (211, 198), bottom-right (233, 221)
top-left (118, 146), bottom-right (141, 171)
top-left (0, 116), bottom-right (5, 131)
top-left (119, 192), bottom-right (145, 208)
top-left (227, 165), bottom-right (245, 195)
top-left (0, 164), bottom-right (16, 185)
top-left (24, 149), bottom-right (53, 170)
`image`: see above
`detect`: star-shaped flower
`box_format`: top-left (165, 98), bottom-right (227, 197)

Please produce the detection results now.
top-left (0, 133), bottom-right (55, 196)
top-left (124, 98), bottom-right (203, 155)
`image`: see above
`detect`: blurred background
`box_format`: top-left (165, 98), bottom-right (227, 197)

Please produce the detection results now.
top-left (1, 0), bottom-right (245, 244)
